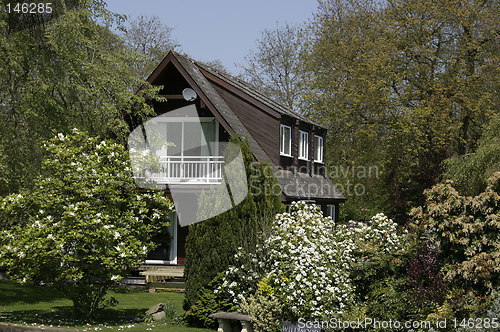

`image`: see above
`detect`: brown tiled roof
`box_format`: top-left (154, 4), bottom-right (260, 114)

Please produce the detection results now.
top-left (192, 55), bottom-right (323, 128)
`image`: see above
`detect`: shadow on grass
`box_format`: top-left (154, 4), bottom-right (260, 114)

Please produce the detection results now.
top-left (0, 280), bottom-right (65, 306)
top-left (0, 306), bottom-right (146, 327)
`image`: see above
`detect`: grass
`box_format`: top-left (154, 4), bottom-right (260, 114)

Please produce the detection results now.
top-left (0, 280), bottom-right (211, 331)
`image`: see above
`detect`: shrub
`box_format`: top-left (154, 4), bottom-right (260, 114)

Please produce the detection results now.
top-left (240, 286), bottom-right (283, 332)
top-left (220, 201), bottom-right (355, 321)
top-left (349, 213), bottom-right (408, 254)
top-left (348, 213), bottom-right (414, 321)
top-left (407, 245), bottom-right (447, 306)
top-left (411, 172), bottom-right (500, 295)
top-left (0, 130), bottom-right (174, 318)
top-left (184, 273), bottom-right (234, 328)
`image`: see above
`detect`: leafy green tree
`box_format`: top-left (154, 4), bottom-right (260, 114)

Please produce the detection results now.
top-left (303, 0), bottom-right (499, 221)
top-left (0, 130), bottom-right (174, 318)
top-left (0, 0), bottom-right (160, 196)
top-left (183, 136), bottom-right (283, 315)
top-left (443, 113), bottom-right (500, 196)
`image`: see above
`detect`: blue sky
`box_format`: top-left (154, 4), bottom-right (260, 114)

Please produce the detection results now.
top-left (105, 0), bottom-right (319, 75)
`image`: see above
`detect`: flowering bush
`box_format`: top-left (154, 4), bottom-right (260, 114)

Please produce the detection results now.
top-left (348, 213), bottom-right (411, 321)
top-left (349, 213), bottom-right (408, 254)
top-left (0, 130), bottom-right (174, 317)
top-left (411, 172), bottom-right (500, 318)
top-left (219, 201), bottom-right (355, 320)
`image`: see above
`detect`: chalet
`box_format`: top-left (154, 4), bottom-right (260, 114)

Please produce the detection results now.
top-left (139, 51), bottom-right (345, 267)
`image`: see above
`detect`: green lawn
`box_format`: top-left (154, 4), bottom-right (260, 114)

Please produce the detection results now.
top-left (0, 280), bottom-right (211, 332)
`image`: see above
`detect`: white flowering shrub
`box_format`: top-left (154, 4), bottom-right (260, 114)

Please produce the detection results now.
top-left (0, 130), bottom-right (174, 318)
top-left (349, 213), bottom-right (408, 254)
top-left (347, 213), bottom-right (411, 322)
top-left (219, 201), bottom-right (356, 320)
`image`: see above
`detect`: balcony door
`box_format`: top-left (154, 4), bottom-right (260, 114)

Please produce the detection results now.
top-left (145, 212), bottom-right (178, 265)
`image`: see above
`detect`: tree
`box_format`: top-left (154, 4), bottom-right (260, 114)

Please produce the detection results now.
top-left (0, 130), bottom-right (174, 317)
top-left (122, 15), bottom-right (179, 79)
top-left (183, 136), bottom-right (283, 317)
top-left (0, 0), bottom-right (160, 196)
top-left (303, 0), bottom-right (499, 221)
top-left (241, 23), bottom-right (307, 111)
top-left (443, 113), bottom-right (500, 196)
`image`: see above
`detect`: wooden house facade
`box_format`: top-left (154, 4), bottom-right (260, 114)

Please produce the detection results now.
top-left (140, 51), bottom-right (345, 266)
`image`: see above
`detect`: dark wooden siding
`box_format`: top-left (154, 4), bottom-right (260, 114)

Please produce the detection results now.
top-left (177, 225), bottom-right (188, 266)
top-left (211, 84), bottom-right (281, 165)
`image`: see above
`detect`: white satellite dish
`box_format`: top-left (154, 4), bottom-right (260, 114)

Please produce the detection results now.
top-left (182, 88), bottom-right (197, 101)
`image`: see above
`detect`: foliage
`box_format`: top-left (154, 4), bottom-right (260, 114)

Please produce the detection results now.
top-left (220, 202), bottom-right (355, 321)
top-left (239, 287), bottom-right (283, 332)
top-left (348, 213), bottom-right (417, 321)
top-left (411, 172), bottom-right (500, 296)
top-left (349, 213), bottom-right (408, 254)
top-left (242, 22), bottom-right (308, 111)
top-left (184, 274), bottom-right (234, 329)
top-left (444, 113), bottom-right (500, 196)
top-left (303, 0), bottom-right (499, 221)
top-left (454, 290), bottom-right (500, 331)
top-left (183, 136), bottom-right (283, 313)
top-left (0, 0), bottom-right (161, 195)
top-left (0, 130), bottom-right (174, 318)
top-left (407, 245), bottom-right (447, 306)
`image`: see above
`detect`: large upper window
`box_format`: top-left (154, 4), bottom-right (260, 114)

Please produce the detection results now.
top-left (299, 130), bottom-right (309, 160)
top-left (152, 118), bottom-right (218, 157)
top-left (314, 135), bottom-right (324, 163)
top-left (280, 124), bottom-right (292, 156)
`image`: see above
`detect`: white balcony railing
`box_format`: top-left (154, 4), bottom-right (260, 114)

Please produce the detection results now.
top-left (149, 156), bottom-right (224, 185)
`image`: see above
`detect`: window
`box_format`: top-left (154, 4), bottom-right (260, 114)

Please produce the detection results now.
top-left (326, 204), bottom-right (335, 222)
top-left (280, 124), bottom-right (292, 156)
top-left (299, 130), bottom-right (309, 160)
top-left (153, 118), bottom-right (218, 157)
top-left (314, 135), bottom-right (324, 163)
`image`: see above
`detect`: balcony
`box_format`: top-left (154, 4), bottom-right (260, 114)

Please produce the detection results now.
top-left (149, 155), bottom-right (224, 185)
